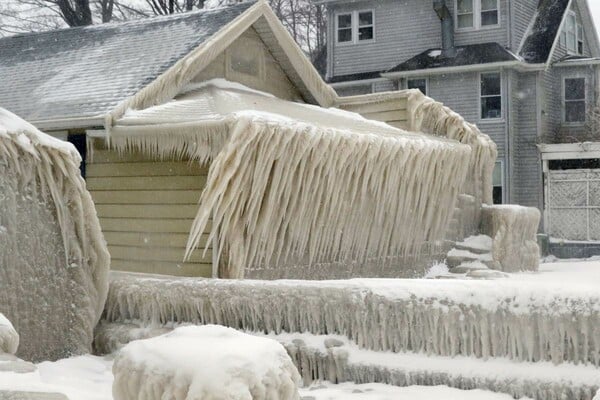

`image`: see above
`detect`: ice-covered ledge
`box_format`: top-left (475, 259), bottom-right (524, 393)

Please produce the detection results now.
top-left (480, 205), bottom-right (541, 272)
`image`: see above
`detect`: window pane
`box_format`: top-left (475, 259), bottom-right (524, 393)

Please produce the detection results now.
top-left (408, 79), bottom-right (427, 95)
top-left (457, 0), bottom-right (473, 13)
top-left (358, 27), bottom-right (373, 41)
top-left (481, 96), bottom-right (502, 119)
top-left (457, 14), bottom-right (474, 28)
top-left (565, 78), bottom-right (585, 100)
top-left (481, 73), bottom-right (501, 96)
top-left (567, 32), bottom-right (577, 52)
top-left (493, 162), bottom-right (502, 187)
top-left (565, 101), bottom-right (586, 122)
top-left (358, 12), bottom-right (372, 26)
top-left (481, 0), bottom-right (497, 11)
top-left (338, 14), bottom-right (352, 28)
top-left (338, 28), bottom-right (352, 42)
top-left (481, 10), bottom-right (498, 26)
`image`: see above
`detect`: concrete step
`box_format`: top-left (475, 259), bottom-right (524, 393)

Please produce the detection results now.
top-left (93, 322), bottom-right (600, 400)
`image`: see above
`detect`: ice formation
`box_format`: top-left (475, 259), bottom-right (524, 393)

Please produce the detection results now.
top-left (110, 82), bottom-right (471, 278)
top-left (0, 314), bottom-right (18, 355)
top-left (101, 272), bottom-right (600, 367)
top-left (481, 205), bottom-right (541, 272)
top-left (0, 108), bottom-right (110, 361)
top-left (112, 325), bottom-right (300, 400)
top-left (405, 89), bottom-right (497, 207)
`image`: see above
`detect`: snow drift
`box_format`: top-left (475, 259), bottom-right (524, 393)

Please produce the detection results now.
top-left (112, 325), bottom-right (300, 400)
top-left (0, 108), bottom-right (110, 362)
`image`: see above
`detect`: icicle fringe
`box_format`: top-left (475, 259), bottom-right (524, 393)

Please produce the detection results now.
top-left (404, 90), bottom-right (497, 205)
top-left (182, 114), bottom-right (470, 276)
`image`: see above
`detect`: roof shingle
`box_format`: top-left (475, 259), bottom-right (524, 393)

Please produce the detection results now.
top-left (0, 1), bottom-right (254, 124)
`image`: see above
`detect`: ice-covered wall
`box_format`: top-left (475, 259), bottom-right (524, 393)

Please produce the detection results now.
top-left (481, 205), bottom-right (541, 272)
top-left (100, 272), bottom-right (600, 367)
top-left (0, 108), bottom-right (110, 362)
top-left (0, 314), bottom-right (18, 355)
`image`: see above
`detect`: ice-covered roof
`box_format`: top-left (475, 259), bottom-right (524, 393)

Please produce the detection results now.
top-left (0, 2), bottom-right (254, 124)
top-left (519, 0), bottom-right (570, 63)
top-left (387, 43), bottom-right (519, 73)
top-left (116, 79), bottom-right (419, 137)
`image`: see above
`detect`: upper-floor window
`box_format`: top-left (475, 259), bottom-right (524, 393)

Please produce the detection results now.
top-left (561, 10), bottom-right (584, 55)
top-left (480, 72), bottom-right (502, 120)
top-left (563, 77), bottom-right (586, 123)
top-left (336, 10), bottom-right (374, 44)
top-left (407, 78), bottom-right (428, 95)
top-left (456, 0), bottom-right (499, 30)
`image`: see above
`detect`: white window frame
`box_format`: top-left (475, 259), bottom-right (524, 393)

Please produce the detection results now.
top-left (562, 10), bottom-right (585, 55)
top-left (479, 71), bottom-right (503, 121)
top-left (406, 77), bottom-right (428, 96)
top-left (493, 159), bottom-right (506, 204)
top-left (455, 0), bottom-right (500, 31)
top-left (562, 76), bottom-right (587, 125)
top-left (334, 9), bottom-right (375, 45)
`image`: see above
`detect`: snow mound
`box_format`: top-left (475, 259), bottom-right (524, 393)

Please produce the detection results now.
top-left (112, 325), bottom-right (301, 400)
top-left (0, 314), bottom-right (18, 355)
top-left (0, 108), bottom-right (110, 361)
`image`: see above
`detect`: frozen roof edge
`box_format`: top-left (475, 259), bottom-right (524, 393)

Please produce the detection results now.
top-left (105, 1), bottom-right (338, 131)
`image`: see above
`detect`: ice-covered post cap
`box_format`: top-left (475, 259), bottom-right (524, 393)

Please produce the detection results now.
top-left (113, 325), bottom-right (301, 400)
top-left (0, 313), bottom-right (19, 355)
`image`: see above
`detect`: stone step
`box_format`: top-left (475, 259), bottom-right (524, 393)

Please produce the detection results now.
top-left (93, 322), bottom-right (600, 400)
top-left (452, 235), bottom-right (493, 255)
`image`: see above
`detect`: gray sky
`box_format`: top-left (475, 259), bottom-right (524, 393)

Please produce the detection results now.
top-left (591, 2), bottom-right (600, 31)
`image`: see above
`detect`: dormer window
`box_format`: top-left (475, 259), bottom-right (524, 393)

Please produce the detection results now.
top-left (561, 10), bottom-right (584, 55)
top-left (335, 10), bottom-right (375, 44)
top-left (455, 0), bottom-right (499, 30)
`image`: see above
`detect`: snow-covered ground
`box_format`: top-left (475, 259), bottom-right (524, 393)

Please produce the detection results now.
top-left (2, 259), bottom-right (600, 399)
top-left (0, 354), bottom-right (530, 400)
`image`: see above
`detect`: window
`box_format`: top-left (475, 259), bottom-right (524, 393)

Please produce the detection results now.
top-left (456, 0), bottom-right (474, 29)
top-left (564, 77), bottom-right (586, 123)
top-left (493, 161), bottom-right (504, 204)
top-left (455, 0), bottom-right (498, 30)
top-left (407, 78), bottom-right (428, 95)
top-left (480, 72), bottom-right (502, 119)
top-left (335, 10), bottom-right (374, 44)
top-left (562, 11), bottom-right (584, 55)
top-left (336, 13), bottom-right (352, 43)
top-left (226, 37), bottom-right (265, 84)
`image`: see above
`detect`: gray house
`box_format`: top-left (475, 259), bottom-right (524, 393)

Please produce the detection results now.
top-left (318, 0), bottom-right (600, 250)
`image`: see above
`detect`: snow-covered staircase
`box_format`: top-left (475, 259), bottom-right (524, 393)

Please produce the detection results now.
top-left (97, 272), bottom-right (600, 400)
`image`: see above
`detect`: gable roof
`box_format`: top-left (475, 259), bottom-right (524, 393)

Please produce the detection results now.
top-left (0, 2), bottom-right (253, 126)
top-left (386, 43), bottom-right (519, 74)
top-left (0, 1), bottom-right (337, 130)
top-left (519, 0), bottom-right (571, 63)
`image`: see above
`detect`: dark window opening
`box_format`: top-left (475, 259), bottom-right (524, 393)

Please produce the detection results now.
top-left (407, 78), bottom-right (427, 95)
top-left (493, 186), bottom-right (503, 204)
top-left (549, 159), bottom-right (600, 170)
top-left (67, 134), bottom-right (87, 178)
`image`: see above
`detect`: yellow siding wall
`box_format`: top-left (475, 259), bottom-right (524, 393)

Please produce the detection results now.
top-left (192, 26), bottom-right (303, 101)
top-left (86, 145), bottom-right (212, 277)
top-left (337, 96), bottom-right (409, 130)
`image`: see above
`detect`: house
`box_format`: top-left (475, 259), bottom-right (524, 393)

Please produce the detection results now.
top-left (319, 0), bottom-right (600, 252)
top-left (0, 1), bottom-right (496, 279)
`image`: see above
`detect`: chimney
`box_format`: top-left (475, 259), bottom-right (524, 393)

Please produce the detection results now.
top-left (433, 0), bottom-right (456, 58)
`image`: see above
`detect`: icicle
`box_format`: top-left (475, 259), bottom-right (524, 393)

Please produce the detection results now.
top-left (183, 113), bottom-right (471, 277)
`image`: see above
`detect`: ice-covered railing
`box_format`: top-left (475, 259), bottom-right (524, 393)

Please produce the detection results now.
top-left (102, 272), bottom-right (600, 367)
